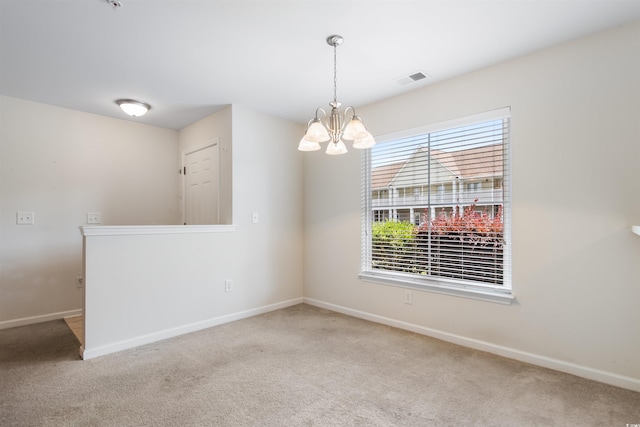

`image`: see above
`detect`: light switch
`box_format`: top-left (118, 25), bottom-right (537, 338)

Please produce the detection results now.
top-left (252, 212), bottom-right (259, 223)
top-left (17, 211), bottom-right (35, 225)
top-left (87, 212), bottom-right (101, 224)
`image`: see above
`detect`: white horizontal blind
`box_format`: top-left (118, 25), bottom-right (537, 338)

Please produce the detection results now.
top-left (362, 111), bottom-right (511, 290)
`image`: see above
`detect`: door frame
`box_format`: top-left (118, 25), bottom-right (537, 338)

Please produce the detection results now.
top-left (181, 137), bottom-right (221, 225)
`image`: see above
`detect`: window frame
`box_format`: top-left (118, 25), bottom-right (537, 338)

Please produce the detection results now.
top-left (360, 108), bottom-right (513, 305)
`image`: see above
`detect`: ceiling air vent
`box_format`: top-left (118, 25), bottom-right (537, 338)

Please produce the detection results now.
top-left (395, 71), bottom-right (430, 86)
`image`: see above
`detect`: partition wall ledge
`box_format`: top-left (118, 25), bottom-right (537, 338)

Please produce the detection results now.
top-left (80, 224), bottom-right (236, 236)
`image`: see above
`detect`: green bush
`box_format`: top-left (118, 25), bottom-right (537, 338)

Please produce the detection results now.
top-left (371, 221), bottom-right (417, 273)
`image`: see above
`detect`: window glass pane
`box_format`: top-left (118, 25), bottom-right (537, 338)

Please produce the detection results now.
top-left (364, 114), bottom-right (510, 290)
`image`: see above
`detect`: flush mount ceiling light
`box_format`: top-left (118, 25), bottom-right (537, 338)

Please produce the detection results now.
top-left (116, 99), bottom-right (151, 117)
top-left (298, 35), bottom-right (375, 155)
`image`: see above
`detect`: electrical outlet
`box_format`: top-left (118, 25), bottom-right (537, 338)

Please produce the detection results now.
top-left (252, 212), bottom-right (259, 223)
top-left (87, 212), bottom-right (101, 224)
top-left (225, 279), bottom-right (233, 293)
top-left (404, 289), bottom-right (413, 305)
top-left (17, 211), bottom-right (35, 225)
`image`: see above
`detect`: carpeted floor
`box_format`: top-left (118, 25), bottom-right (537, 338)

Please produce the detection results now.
top-left (1, 304), bottom-right (639, 426)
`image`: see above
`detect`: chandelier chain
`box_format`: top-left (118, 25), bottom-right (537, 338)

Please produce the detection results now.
top-left (333, 42), bottom-right (338, 104)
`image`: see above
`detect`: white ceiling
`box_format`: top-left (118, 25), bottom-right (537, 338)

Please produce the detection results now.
top-left (1, 0), bottom-right (639, 130)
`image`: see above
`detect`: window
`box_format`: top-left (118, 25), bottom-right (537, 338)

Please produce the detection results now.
top-left (466, 182), bottom-right (480, 192)
top-left (360, 109), bottom-right (512, 303)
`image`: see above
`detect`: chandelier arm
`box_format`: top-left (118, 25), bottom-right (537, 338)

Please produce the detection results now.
top-left (315, 107), bottom-right (327, 120)
top-left (314, 107), bottom-right (329, 131)
top-left (342, 106), bottom-right (356, 131)
top-left (337, 107), bottom-right (349, 134)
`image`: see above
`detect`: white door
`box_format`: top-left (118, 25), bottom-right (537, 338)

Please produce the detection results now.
top-left (184, 144), bottom-right (219, 224)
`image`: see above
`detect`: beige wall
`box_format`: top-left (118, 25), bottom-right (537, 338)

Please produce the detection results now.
top-left (230, 105), bottom-right (305, 307)
top-left (178, 105), bottom-right (306, 305)
top-left (179, 106), bottom-right (233, 225)
top-left (80, 104), bottom-right (304, 358)
top-left (303, 21), bottom-right (640, 387)
top-left (0, 97), bottom-right (305, 356)
top-left (0, 96), bottom-right (181, 324)
top-left (178, 105), bottom-right (305, 305)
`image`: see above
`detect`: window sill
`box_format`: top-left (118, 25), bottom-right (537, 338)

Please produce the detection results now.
top-left (358, 271), bottom-right (514, 305)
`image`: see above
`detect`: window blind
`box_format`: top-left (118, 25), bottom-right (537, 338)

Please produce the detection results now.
top-left (362, 110), bottom-right (511, 291)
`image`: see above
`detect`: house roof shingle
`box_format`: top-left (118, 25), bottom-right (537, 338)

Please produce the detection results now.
top-left (371, 161), bottom-right (405, 190)
top-left (371, 143), bottom-right (503, 189)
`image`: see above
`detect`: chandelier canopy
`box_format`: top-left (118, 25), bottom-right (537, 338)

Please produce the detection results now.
top-left (298, 35), bottom-right (375, 155)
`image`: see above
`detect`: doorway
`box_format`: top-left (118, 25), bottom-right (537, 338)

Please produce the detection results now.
top-left (183, 141), bottom-right (220, 224)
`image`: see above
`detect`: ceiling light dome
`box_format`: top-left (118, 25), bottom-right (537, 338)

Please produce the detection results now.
top-left (116, 99), bottom-right (151, 117)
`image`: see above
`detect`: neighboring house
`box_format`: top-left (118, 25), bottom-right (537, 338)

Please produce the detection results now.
top-left (372, 143), bottom-right (504, 224)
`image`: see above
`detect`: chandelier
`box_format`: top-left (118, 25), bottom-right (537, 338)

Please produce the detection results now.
top-left (298, 35), bottom-right (375, 155)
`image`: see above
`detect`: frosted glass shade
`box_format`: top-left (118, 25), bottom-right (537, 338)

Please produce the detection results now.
top-left (352, 132), bottom-right (376, 149)
top-left (342, 116), bottom-right (368, 140)
top-left (305, 120), bottom-right (331, 142)
top-left (116, 99), bottom-right (150, 117)
top-left (297, 136), bottom-right (321, 151)
top-left (326, 139), bottom-right (348, 155)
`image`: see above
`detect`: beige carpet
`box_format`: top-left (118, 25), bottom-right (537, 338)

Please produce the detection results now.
top-left (1, 304), bottom-right (639, 426)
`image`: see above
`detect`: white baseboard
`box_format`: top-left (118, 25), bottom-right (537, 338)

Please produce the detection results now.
top-left (81, 297), bottom-right (304, 360)
top-left (0, 309), bottom-right (83, 330)
top-left (303, 297), bottom-right (640, 393)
